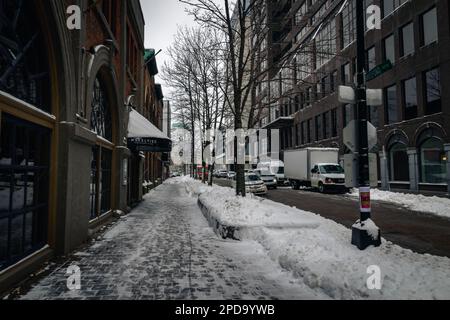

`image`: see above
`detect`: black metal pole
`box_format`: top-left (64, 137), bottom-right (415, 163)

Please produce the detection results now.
top-left (355, 0), bottom-right (371, 222)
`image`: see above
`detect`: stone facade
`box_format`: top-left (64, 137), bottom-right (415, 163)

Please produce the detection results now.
top-left (0, 0), bottom-right (165, 293)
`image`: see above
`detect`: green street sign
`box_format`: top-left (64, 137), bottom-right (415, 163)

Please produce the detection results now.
top-left (172, 122), bottom-right (187, 129)
top-left (366, 60), bottom-right (393, 81)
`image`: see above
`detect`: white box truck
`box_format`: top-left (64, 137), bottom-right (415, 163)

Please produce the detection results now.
top-left (256, 160), bottom-right (288, 186)
top-left (284, 148), bottom-right (347, 193)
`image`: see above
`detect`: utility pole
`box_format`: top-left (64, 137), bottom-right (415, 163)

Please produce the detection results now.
top-left (351, 0), bottom-right (381, 250)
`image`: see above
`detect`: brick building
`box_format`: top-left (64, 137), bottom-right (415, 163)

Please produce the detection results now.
top-left (0, 0), bottom-right (171, 293)
top-left (252, 0), bottom-right (450, 193)
top-left (140, 49), bottom-right (167, 196)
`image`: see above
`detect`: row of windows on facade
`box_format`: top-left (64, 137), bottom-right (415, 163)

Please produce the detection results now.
top-left (298, 0), bottom-right (425, 50)
top-left (269, 3), bottom-right (439, 98)
top-left (279, 63), bottom-right (441, 148)
top-left (279, 115), bottom-right (448, 185)
top-left (263, 62), bottom-right (441, 132)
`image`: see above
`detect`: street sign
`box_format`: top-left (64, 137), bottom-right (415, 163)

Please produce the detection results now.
top-left (343, 120), bottom-right (357, 152)
top-left (344, 153), bottom-right (379, 188)
top-left (343, 120), bottom-right (378, 152)
top-left (338, 85), bottom-right (356, 104)
top-left (344, 153), bottom-right (358, 187)
top-left (366, 89), bottom-right (383, 106)
top-left (369, 153), bottom-right (379, 187)
top-left (366, 60), bottom-right (393, 81)
top-left (367, 122), bottom-right (377, 151)
top-left (339, 86), bottom-right (383, 106)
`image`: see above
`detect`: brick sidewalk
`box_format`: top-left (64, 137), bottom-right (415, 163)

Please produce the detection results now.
top-left (16, 182), bottom-right (326, 300)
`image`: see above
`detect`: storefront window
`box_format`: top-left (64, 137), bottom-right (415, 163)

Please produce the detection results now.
top-left (420, 137), bottom-right (446, 184)
top-left (0, 115), bottom-right (50, 270)
top-left (0, 1), bottom-right (52, 271)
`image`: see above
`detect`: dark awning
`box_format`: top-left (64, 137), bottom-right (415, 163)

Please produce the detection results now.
top-left (262, 116), bottom-right (294, 129)
top-left (127, 109), bottom-right (172, 152)
top-left (155, 84), bottom-right (164, 100)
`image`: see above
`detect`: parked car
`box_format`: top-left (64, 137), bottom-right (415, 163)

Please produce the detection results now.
top-left (215, 169), bottom-right (228, 178)
top-left (227, 171), bottom-right (236, 179)
top-left (254, 169), bottom-right (277, 189)
top-left (231, 173), bottom-right (268, 196)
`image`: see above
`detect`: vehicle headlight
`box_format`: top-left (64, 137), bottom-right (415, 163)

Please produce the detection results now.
top-left (325, 178), bottom-right (333, 184)
top-left (273, 179), bottom-right (277, 183)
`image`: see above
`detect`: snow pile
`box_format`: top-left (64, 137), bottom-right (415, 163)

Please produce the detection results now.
top-left (184, 178), bottom-right (320, 229)
top-left (349, 188), bottom-right (450, 219)
top-left (170, 177), bottom-right (450, 300)
top-left (352, 219), bottom-right (380, 240)
top-left (245, 223), bottom-right (450, 300)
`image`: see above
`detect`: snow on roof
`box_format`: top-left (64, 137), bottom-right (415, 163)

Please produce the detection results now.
top-left (127, 109), bottom-right (170, 140)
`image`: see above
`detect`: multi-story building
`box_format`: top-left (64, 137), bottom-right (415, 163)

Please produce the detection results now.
top-left (0, 0), bottom-right (171, 293)
top-left (253, 0), bottom-right (450, 194)
top-left (136, 49), bottom-right (167, 203)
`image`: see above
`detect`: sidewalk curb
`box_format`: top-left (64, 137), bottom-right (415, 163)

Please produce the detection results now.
top-left (197, 197), bottom-right (241, 240)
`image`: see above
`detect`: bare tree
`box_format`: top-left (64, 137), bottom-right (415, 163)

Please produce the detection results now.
top-left (180, 0), bottom-right (354, 195)
top-left (162, 26), bottom-right (230, 185)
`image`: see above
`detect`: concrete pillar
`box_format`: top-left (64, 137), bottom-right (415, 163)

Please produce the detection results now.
top-left (445, 144), bottom-right (450, 194)
top-left (407, 148), bottom-right (420, 193)
top-left (115, 146), bottom-right (131, 212)
top-left (379, 150), bottom-right (390, 190)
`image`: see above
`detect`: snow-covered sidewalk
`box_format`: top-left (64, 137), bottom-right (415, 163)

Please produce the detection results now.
top-left (180, 177), bottom-right (450, 300)
top-left (17, 181), bottom-right (325, 300)
top-left (348, 188), bottom-right (450, 219)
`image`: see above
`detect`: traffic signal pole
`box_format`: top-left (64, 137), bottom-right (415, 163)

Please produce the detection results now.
top-left (351, 0), bottom-right (381, 250)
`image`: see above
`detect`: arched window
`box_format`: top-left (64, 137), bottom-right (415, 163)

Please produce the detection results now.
top-left (388, 143), bottom-right (409, 182)
top-left (89, 76), bottom-right (113, 220)
top-left (0, 0), bottom-right (50, 112)
top-left (90, 78), bottom-right (112, 141)
top-left (386, 133), bottom-right (409, 182)
top-left (419, 137), bottom-right (446, 184)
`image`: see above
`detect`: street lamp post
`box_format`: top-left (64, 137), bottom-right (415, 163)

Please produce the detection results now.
top-left (351, 0), bottom-right (381, 250)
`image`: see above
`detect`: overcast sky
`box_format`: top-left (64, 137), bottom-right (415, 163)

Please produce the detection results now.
top-left (140, 0), bottom-right (197, 95)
